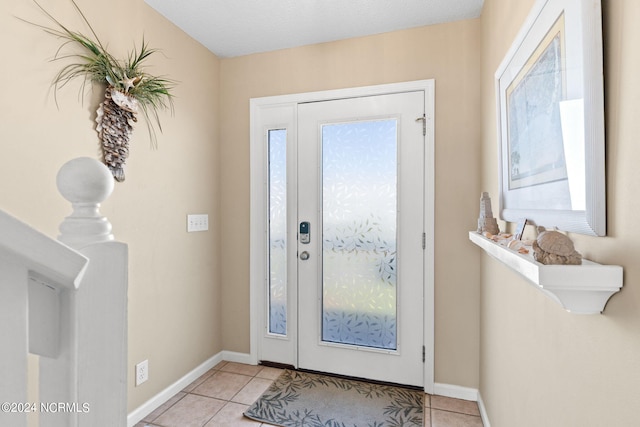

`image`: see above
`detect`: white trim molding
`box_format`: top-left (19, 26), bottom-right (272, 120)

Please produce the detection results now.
top-left (433, 382), bottom-right (479, 402)
top-left (477, 392), bottom-right (492, 427)
top-left (127, 353), bottom-right (225, 427)
top-left (250, 79), bottom-right (436, 392)
top-left (433, 383), bottom-right (491, 426)
top-left (128, 354), bottom-right (490, 427)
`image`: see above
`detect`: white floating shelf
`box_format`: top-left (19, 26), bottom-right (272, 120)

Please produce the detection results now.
top-left (469, 231), bottom-right (623, 314)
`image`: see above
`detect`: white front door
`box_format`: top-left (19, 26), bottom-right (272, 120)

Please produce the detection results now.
top-left (250, 81), bottom-right (434, 390)
top-left (297, 92), bottom-right (425, 386)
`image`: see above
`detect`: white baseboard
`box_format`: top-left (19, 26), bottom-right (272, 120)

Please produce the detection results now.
top-left (477, 391), bottom-right (491, 427)
top-left (127, 356), bottom-right (490, 427)
top-left (433, 382), bottom-right (479, 402)
top-left (220, 350), bottom-right (254, 365)
top-left (127, 352), bottom-right (226, 427)
top-left (433, 383), bottom-right (491, 426)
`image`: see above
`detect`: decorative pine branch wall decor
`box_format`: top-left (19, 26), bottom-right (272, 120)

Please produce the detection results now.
top-left (23, 0), bottom-right (175, 181)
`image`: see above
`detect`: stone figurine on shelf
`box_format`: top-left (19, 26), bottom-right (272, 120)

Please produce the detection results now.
top-left (532, 226), bottom-right (582, 265)
top-left (477, 192), bottom-right (500, 235)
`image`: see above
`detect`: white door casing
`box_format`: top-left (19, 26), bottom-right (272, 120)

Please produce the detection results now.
top-left (249, 80), bottom-right (435, 393)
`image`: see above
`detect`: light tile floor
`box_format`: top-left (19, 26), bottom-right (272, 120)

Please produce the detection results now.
top-left (136, 361), bottom-right (483, 427)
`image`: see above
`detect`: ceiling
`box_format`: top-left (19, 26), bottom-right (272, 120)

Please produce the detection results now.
top-left (144, 0), bottom-right (484, 58)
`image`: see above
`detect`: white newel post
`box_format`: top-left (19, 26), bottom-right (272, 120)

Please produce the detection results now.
top-left (38, 157), bottom-right (128, 427)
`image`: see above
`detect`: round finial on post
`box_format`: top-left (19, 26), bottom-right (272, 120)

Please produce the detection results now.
top-left (57, 157), bottom-right (115, 248)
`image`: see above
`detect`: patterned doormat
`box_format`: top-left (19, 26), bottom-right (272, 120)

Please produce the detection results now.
top-left (244, 370), bottom-right (424, 426)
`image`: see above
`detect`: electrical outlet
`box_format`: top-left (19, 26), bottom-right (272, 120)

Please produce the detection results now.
top-left (135, 360), bottom-right (148, 386)
top-left (187, 214), bottom-right (209, 232)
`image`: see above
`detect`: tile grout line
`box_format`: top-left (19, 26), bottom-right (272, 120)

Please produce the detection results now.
top-left (140, 363), bottom-right (483, 426)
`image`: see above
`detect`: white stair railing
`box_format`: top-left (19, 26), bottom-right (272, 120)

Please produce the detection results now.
top-left (0, 157), bottom-right (128, 427)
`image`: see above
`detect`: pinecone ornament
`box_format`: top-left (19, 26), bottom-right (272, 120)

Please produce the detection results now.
top-left (95, 86), bottom-right (139, 182)
top-left (30, 1), bottom-right (174, 183)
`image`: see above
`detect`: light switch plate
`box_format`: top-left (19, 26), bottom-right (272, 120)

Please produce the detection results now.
top-left (187, 214), bottom-right (208, 232)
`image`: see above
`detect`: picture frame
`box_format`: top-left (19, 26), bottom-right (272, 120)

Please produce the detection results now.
top-left (514, 218), bottom-right (528, 240)
top-left (495, 0), bottom-right (605, 236)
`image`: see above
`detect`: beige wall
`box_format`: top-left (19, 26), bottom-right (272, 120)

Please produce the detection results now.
top-left (3, 0), bottom-right (486, 417)
top-left (480, 0), bottom-right (640, 425)
top-left (12, 0), bottom-right (635, 422)
top-left (219, 20), bottom-right (483, 388)
top-left (1, 0), bottom-right (222, 411)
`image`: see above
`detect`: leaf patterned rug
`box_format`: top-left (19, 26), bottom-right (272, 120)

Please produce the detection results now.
top-left (244, 370), bottom-right (424, 427)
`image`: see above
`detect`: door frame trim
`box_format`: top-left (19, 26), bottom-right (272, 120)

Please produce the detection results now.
top-left (249, 80), bottom-right (435, 393)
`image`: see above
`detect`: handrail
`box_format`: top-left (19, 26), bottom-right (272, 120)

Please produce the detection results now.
top-left (0, 210), bottom-right (89, 289)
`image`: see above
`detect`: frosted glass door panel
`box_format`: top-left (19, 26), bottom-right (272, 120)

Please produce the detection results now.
top-left (296, 88), bottom-right (428, 387)
top-left (268, 129), bottom-right (287, 335)
top-left (322, 120), bottom-right (398, 350)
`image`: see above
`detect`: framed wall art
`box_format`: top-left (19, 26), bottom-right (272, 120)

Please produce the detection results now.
top-left (495, 0), bottom-right (605, 236)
